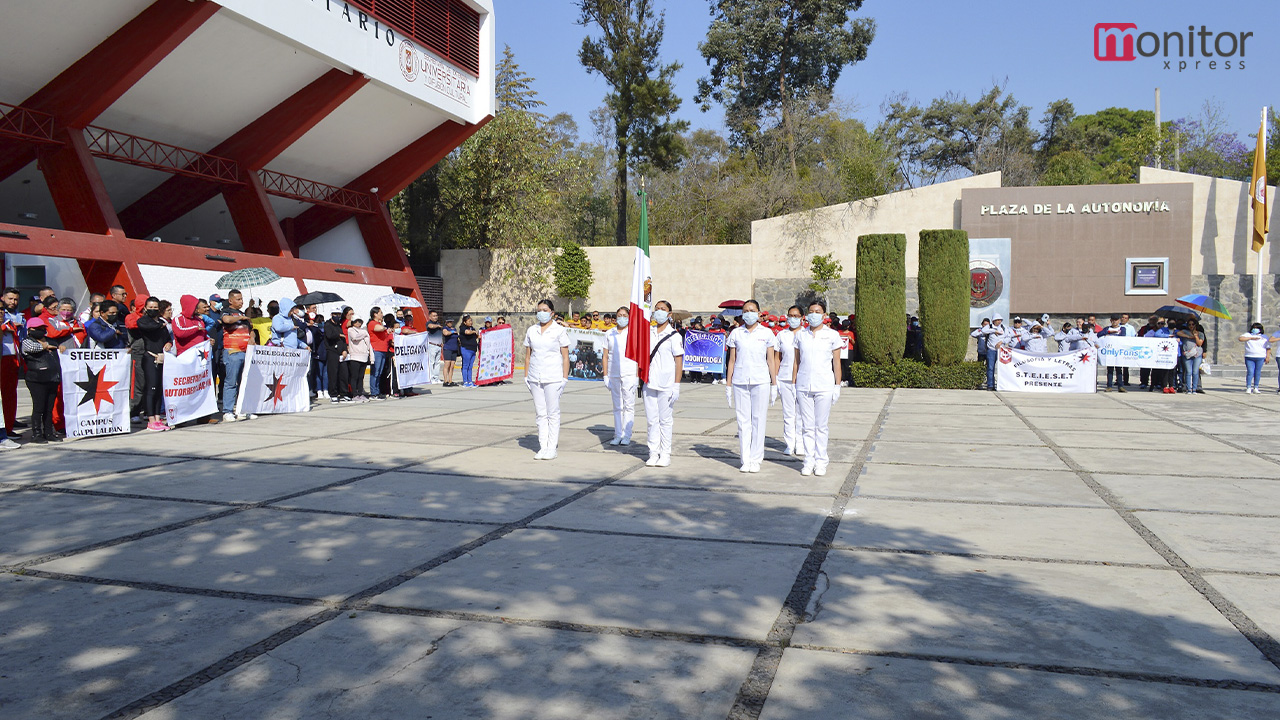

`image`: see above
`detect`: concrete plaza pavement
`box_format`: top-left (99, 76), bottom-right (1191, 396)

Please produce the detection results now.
top-left (2, 376), bottom-right (1280, 719)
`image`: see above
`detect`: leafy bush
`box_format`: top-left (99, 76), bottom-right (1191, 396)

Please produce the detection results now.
top-left (854, 233), bottom-right (906, 365)
top-left (848, 360), bottom-right (986, 389)
top-left (554, 242), bottom-right (593, 315)
top-left (809, 253), bottom-right (843, 293)
top-left (917, 229), bottom-right (970, 366)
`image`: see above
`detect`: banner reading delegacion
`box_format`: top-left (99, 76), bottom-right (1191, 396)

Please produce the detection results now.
top-left (996, 345), bottom-right (1097, 393)
top-left (235, 345), bottom-right (311, 415)
top-left (475, 324), bottom-right (514, 385)
top-left (162, 341), bottom-right (217, 426)
top-left (61, 347), bottom-right (131, 438)
top-left (683, 330), bottom-right (725, 373)
top-left (393, 332), bottom-right (438, 388)
top-left (1097, 336), bottom-right (1178, 369)
top-left (566, 327), bottom-right (606, 381)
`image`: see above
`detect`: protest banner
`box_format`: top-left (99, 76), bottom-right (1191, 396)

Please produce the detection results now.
top-left (475, 324), bottom-right (514, 385)
top-left (235, 345), bottom-right (311, 415)
top-left (996, 345), bottom-right (1097, 393)
top-left (393, 332), bottom-right (438, 388)
top-left (61, 347), bottom-right (131, 437)
top-left (1097, 336), bottom-right (1178, 369)
top-left (682, 330), bottom-right (725, 373)
top-left (566, 327), bottom-right (606, 381)
top-left (162, 341), bottom-right (217, 426)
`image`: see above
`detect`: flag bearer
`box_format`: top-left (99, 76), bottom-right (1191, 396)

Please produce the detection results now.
top-left (644, 300), bottom-right (683, 467)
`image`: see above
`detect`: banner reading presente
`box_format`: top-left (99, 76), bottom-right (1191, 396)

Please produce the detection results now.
top-left (235, 345), bottom-right (311, 415)
top-left (683, 330), bottom-right (726, 373)
top-left (475, 324), bottom-right (514, 385)
top-left (61, 347), bottom-right (131, 437)
top-left (393, 332), bottom-right (439, 388)
top-left (1097, 336), bottom-right (1178, 369)
top-left (996, 345), bottom-right (1097, 393)
top-left (162, 341), bottom-right (217, 425)
top-left (566, 327), bottom-right (606, 381)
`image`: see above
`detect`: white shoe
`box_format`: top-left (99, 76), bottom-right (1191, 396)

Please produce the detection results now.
top-left (656, 455), bottom-right (671, 467)
top-left (740, 462), bottom-right (752, 473)
top-left (0, 438), bottom-right (19, 450)
top-left (609, 437), bottom-right (621, 446)
top-left (543, 450), bottom-right (557, 460)
top-left (795, 448), bottom-right (805, 457)
top-left (222, 413), bottom-right (237, 423)
top-left (620, 436), bottom-right (631, 446)
top-left (814, 464), bottom-right (828, 477)
top-left (534, 448), bottom-right (547, 460)
top-left (646, 455), bottom-right (659, 467)
top-left (247, 414), bottom-right (259, 420)
top-left (784, 445), bottom-right (794, 456)
top-left (749, 463), bottom-right (761, 473)
top-left (800, 464), bottom-right (814, 476)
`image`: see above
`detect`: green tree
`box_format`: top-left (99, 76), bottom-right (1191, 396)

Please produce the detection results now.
top-left (809, 253), bottom-right (843, 293)
top-left (917, 229), bottom-right (969, 366)
top-left (578, 0), bottom-right (689, 246)
top-left (1039, 150), bottom-right (1104, 186)
top-left (495, 44), bottom-right (545, 115)
top-left (697, 0), bottom-right (875, 179)
top-left (853, 233), bottom-right (906, 365)
top-left (554, 242), bottom-right (594, 316)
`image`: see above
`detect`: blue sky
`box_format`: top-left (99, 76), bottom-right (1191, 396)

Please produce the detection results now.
top-left (495, 0), bottom-right (1280, 143)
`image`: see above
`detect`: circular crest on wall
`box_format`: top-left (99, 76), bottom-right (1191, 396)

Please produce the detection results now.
top-left (970, 260), bottom-right (1003, 308)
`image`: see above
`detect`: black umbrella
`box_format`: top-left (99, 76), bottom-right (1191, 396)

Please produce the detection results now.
top-left (1154, 305), bottom-right (1199, 320)
top-left (293, 291), bottom-right (344, 306)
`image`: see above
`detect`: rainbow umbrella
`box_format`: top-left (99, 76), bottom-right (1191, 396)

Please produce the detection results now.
top-left (1175, 294), bottom-right (1231, 320)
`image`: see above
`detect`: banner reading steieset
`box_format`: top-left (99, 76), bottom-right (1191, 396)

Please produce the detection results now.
top-left (235, 345), bottom-right (311, 415)
top-left (61, 347), bottom-right (131, 437)
top-left (1097, 336), bottom-right (1178, 369)
top-left (162, 341), bottom-right (218, 425)
top-left (996, 346), bottom-right (1097, 393)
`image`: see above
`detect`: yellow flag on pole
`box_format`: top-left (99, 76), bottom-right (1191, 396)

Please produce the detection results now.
top-left (1251, 109), bottom-right (1268, 252)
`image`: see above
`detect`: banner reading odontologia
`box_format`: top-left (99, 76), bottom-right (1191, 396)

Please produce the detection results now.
top-left (683, 330), bottom-right (725, 373)
top-left (163, 341), bottom-right (217, 426)
top-left (1097, 336), bottom-right (1178, 369)
top-left (61, 347), bottom-right (132, 438)
top-left (235, 345), bottom-right (311, 415)
top-left (393, 332), bottom-right (439, 387)
top-left (996, 346), bottom-right (1097, 393)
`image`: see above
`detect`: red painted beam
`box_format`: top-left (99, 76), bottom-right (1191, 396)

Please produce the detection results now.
top-left (223, 171), bottom-right (293, 257)
top-left (0, 0), bottom-right (218, 183)
top-left (78, 259), bottom-right (148, 300)
top-left (37, 128), bottom-right (124, 237)
top-left (292, 116), bottom-right (491, 247)
top-left (119, 69), bottom-right (369, 238)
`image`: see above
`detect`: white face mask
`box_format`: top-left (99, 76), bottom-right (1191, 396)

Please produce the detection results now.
top-left (742, 311), bottom-right (759, 326)
top-left (652, 309), bottom-right (669, 325)
top-left (616, 316), bottom-right (629, 328)
top-left (536, 310), bottom-right (552, 324)
top-left (807, 312), bottom-right (823, 328)
top-left (787, 316), bottom-right (802, 329)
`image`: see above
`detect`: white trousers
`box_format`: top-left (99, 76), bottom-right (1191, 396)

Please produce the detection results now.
top-left (527, 379), bottom-right (566, 452)
top-left (797, 388), bottom-right (834, 466)
top-left (733, 383), bottom-right (770, 465)
top-left (778, 380), bottom-right (803, 451)
top-left (643, 386), bottom-right (677, 458)
top-left (608, 376), bottom-right (637, 439)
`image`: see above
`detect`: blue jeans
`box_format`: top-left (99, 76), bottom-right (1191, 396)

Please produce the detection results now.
top-left (221, 350), bottom-right (245, 413)
top-left (1245, 356), bottom-right (1264, 389)
top-left (1184, 356), bottom-right (1203, 391)
top-left (1106, 367), bottom-right (1126, 387)
top-left (985, 349), bottom-right (997, 389)
top-left (460, 347), bottom-right (476, 386)
top-left (371, 351), bottom-right (388, 396)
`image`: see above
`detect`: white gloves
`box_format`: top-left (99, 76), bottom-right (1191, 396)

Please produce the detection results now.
top-left (602, 376), bottom-right (612, 391)
top-left (726, 385), bottom-right (734, 408)
top-left (831, 384), bottom-right (841, 403)
top-left (672, 384), bottom-right (681, 402)
top-left (770, 384), bottom-right (779, 406)
top-left (1040, 313), bottom-right (1050, 324)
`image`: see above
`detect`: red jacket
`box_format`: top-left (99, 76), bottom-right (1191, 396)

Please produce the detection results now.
top-left (171, 295), bottom-right (207, 355)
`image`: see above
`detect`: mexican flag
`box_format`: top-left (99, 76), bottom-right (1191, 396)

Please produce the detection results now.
top-left (625, 186), bottom-right (653, 382)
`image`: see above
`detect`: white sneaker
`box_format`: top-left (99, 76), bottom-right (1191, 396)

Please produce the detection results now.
top-left (784, 445), bottom-right (794, 456)
top-left (0, 438), bottom-right (19, 450)
top-left (814, 464), bottom-right (828, 477)
top-left (620, 436), bottom-right (631, 446)
top-left (222, 413), bottom-right (237, 423)
top-left (655, 455), bottom-right (671, 467)
top-left (609, 437), bottom-right (621, 446)
top-left (248, 414), bottom-right (259, 420)
top-left (800, 464), bottom-right (814, 476)
top-left (543, 450), bottom-right (557, 461)
top-left (646, 455), bottom-right (659, 467)
top-left (739, 462), bottom-right (752, 473)
top-left (749, 463), bottom-right (761, 473)
top-left (534, 449), bottom-right (547, 460)
top-left (795, 447), bottom-right (805, 457)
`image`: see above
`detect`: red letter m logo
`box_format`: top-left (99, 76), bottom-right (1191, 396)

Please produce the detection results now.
top-left (1095, 23), bottom-right (1137, 61)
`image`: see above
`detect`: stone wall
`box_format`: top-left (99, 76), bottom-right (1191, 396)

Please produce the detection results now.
top-left (1191, 274), bottom-right (1280, 365)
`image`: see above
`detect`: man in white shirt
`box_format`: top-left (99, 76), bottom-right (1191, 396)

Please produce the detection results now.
top-left (644, 300), bottom-right (683, 467)
top-left (726, 299), bottom-right (778, 473)
top-left (772, 305), bottom-right (806, 456)
top-left (602, 305), bottom-right (638, 445)
top-left (792, 299), bottom-right (843, 476)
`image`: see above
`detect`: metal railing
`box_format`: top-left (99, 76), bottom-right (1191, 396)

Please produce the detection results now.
top-left (0, 102), bottom-right (57, 144)
top-left (84, 126), bottom-right (241, 183)
top-left (258, 169), bottom-right (377, 214)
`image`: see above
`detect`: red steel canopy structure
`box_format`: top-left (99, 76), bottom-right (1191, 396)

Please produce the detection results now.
top-left (0, 0), bottom-right (495, 319)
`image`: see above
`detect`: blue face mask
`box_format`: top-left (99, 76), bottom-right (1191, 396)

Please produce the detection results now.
top-left (787, 316), bottom-right (802, 329)
top-left (807, 312), bottom-right (823, 328)
top-left (616, 316), bottom-right (629, 328)
top-left (742, 311), bottom-right (759, 326)
top-left (536, 310), bottom-right (552, 324)
top-left (652, 309), bottom-right (669, 325)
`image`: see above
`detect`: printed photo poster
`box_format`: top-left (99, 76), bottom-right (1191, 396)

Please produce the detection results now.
top-left (162, 341), bottom-right (218, 425)
top-left (683, 330), bottom-right (726, 373)
top-left (61, 347), bottom-right (131, 438)
top-left (235, 345), bottom-right (311, 415)
top-left (566, 327), bottom-right (606, 381)
top-left (475, 324), bottom-right (514, 385)
top-left (393, 332), bottom-right (438, 388)
top-left (1097, 336), bottom-right (1178, 369)
top-left (996, 346), bottom-right (1097, 393)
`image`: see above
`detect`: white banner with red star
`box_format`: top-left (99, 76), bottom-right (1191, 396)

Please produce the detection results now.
top-left (162, 341), bottom-right (218, 426)
top-left (235, 345), bottom-right (311, 415)
top-left (996, 346), bottom-right (1097, 393)
top-left (60, 347), bottom-right (132, 437)
top-left (1096, 336), bottom-right (1178, 369)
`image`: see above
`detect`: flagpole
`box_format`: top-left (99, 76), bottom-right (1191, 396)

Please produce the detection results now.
top-left (1257, 106), bottom-right (1268, 326)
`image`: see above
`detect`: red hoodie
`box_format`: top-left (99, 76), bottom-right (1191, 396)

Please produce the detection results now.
top-left (172, 295), bottom-right (207, 355)
top-left (125, 297), bottom-right (148, 330)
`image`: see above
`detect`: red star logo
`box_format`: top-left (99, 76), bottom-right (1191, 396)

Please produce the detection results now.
top-left (75, 365), bottom-right (119, 413)
top-left (197, 348), bottom-right (209, 362)
top-left (1077, 351), bottom-right (1092, 364)
top-left (265, 374), bottom-right (287, 406)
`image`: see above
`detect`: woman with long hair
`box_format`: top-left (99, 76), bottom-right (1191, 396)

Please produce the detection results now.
top-left (601, 305), bottom-right (637, 445)
top-left (1177, 318), bottom-right (1206, 394)
top-left (459, 315), bottom-right (479, 388)
top-left (523, 299), bottom-right (570, 459)
top-left (441, 319), bottom-right (459, 386)
top-left (726, 299), bottom-right (778, 473)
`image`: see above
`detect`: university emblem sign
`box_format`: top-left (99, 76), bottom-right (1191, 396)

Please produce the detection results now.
top-left (970, 260), bottom-right (1003, 308)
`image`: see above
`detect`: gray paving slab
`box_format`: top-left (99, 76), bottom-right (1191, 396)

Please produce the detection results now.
top-left (1014, 405), bottom-right (1153, 420)
top-left (1135, 512), bottom-right (1280, 573)
top-left (675, 435), bottom-right (866, 464)
top-left (272, 472), bottom-right (587, 523)
top-left (706, 418), bottom-right (875, 440)
top-left (534, 485), bottom-right (831, 544)
top-left (0, 492), bottom-right (220, 565)
top-left (854, 464), bottom-right (1108, 506)
top-left (879, 412), bottom-right (1030, 431)
top-left (874, 424), bottom-right (1043, 445)
top-left (383, 420), bottom-right (529, 446)
top-left (1202, 574), bottom-right (1280, 648)
top-left (409, 446), bottom-right (643, 481)
top-left (1060, 447), bottom-right (1280, 478)
top-left (373, 528), bottom-right (809, 639)
top-left (1019, 416), bottom-right (1187, 433)
top-left (615, 455), bottom-right (848, 495)
top-left (134, 613), bottom-right (756, 720)
top-left (759, 650), bottom-right (1280, 720)
top-left (835, 498), bottom-right (1165, 564)
top-left (867, 440), bottom-right (1067, 469)
top-left (57, 460), bottom-right (368, 504)
top-left (222, 439), bottom-right (473, 469)
top-left (1040, 429), bottom-right (1235, 452)
top-left (890, 389), bottom-right (1004, 405)
top-left (1198, 433), bottom-right (1280, 454)
top-left (0, 449), bottom-right (184, 487)
top-left (184, 414), bottom-right (392, 438)
top-left (0, 575), bottom-right (315, 720)
top-left (885, 404), bottom-right (1016, 418)
top-left (1096, 474), bottom-right (1280, 514)
top-left (65, 429), bottom-right (304, 458)
top-left (35, 508), bottom-right (491, 601)
top-left (791, 551), bottom-right (1280, 683)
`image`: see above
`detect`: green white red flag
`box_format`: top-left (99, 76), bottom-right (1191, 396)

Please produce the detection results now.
top-left (626, 186), bottom-right (652, 381)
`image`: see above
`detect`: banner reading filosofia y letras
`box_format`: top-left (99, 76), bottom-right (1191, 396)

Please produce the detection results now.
top-left (997, 346), bottom-right (1097, 393)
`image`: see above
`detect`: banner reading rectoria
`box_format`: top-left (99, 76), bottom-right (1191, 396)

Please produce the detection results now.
top-left (393, 332), bottom-right (438, 388)
top-left (996, 346), bottom-right (1097, 393)
top-left (682, 330), bottom-right (726, 373)
top-left (162, 341), bottom-right (217, 425)
top-left (235, 345), bottom-right (311, 415)
top-left (475, 324), bottom-right (514, 386)
top-left (61, 347), bottom-right (131, 437)
top-left (1097, 336), bottom-right (1178, 369)
top-left (566, 327), bottom-right (606, 381)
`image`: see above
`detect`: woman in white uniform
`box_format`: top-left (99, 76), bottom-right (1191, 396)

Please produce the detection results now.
top-left (792, 299), bottom-right (843, 477)
top-left (726, 299), bottom-right (778, 473)
top-left (771, 305), bottom-right (805, 457)
top-left (523, 299), bottom-right (570, 460)
top-left (644, 300), bottom-right (683, 467)
top-left (602, 305), bottom-right (638, 444)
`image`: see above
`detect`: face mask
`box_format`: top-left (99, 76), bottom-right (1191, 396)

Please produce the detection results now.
top-left (742, 311), bottom-right (759, 326)
top-left (616, 316), bottom-right (629, 328)
top-left (652, 309), bottom-right (669, 325)
top-left (1253, 327), bottom-right (1263, 334)
top-left (787, 316), bottom-right (802, 329)
top-left (807, 313), bottom-right (823, 328)
top-left (536, 310), bottom-right (552, 324)
top-left (60, 309), bottom-right (73, 319)
top-left (28, 327), bottom-right (46, 340)
top-left (146, 308), bottom-right (160, 318)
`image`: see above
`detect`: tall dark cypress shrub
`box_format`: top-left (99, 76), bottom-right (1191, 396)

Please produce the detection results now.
top-left (854, 233), bottom-right (906, 365)
top-left (918, 229), bottom-right (970, 366)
